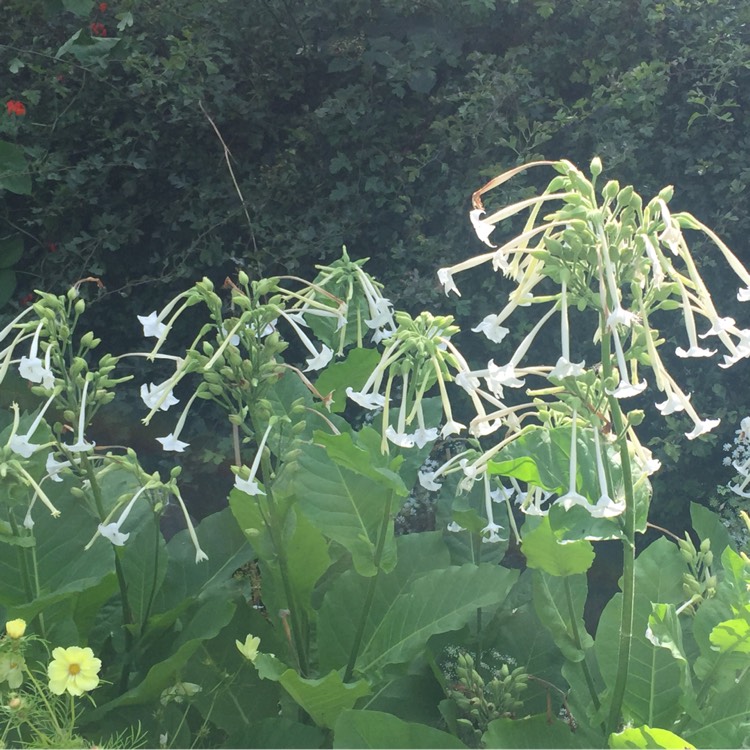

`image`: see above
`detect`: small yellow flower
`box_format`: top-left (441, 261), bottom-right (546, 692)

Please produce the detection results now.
top-left (47, 646), bottom-right (101, 696)
top-left (235, 634), bottom-right (260, 662)
top-left (5, 619), bottom-right (26, 640)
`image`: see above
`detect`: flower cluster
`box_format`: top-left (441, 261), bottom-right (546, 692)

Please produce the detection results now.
top-left (90, 21), bottom-right (107, 36)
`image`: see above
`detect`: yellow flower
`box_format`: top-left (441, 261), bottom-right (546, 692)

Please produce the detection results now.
top-left (5, 619), bottom-right (26, 639)
top-left (0, 654), bottom-right (25, 689)
top-left (235, 634), bottom-right (260, 662)
top-left (47, 646), bottom-right (101, 696)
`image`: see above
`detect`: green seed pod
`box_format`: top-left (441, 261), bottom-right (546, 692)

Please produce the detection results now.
top-left (700, 538), bottom-right (711, 554)
top-left (208, 383), bottom-right (224, 396)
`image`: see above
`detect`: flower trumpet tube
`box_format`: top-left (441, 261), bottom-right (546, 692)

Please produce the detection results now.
top-left (556, 409), bottom-right (589, 511)
top-left (233, 420), bottom-right (275, 496)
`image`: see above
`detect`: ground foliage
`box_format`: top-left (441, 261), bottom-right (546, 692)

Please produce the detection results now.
top-left (2, 0), bottom-right (750, 520)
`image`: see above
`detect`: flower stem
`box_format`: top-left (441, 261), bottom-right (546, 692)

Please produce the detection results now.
top-left (344, 490), bottom-right (394, 683)
top-left (601, 329), bottom-right (637, 735)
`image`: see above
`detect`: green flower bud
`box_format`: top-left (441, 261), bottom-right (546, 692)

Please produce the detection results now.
top-left (699, 538), bottom-right (711, 554)
top-left (238, 270), bottom-right (249, 286)
top-left (74, 299), bottom-right (86, 315)
top-left (590, 156), bottom-right (602, 177)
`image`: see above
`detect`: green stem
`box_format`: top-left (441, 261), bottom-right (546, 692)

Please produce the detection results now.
top-left (563, 577), bottom-right (604, 726)
top-left (344, 490), bottom-right (394, 683)
top-left (82, 456), bottom-right (135, 691)
top-left (604, 375), bottom-right (637, 735)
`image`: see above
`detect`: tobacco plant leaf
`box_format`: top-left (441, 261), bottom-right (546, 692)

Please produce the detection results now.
top-left (608, 725), bottom-right (695, 749)
top-left (355, 562), bottom-right (519, 678)
top-left (595, 538), bottom-right (684, 728)
top-left (522, 516), bottom-right (594, 576)
top-left (278, 670), bottom-right (371, 729)
top-left (317, 532), bottom-right (450, 672)
top-left (483, 715), bottom-right (585, 748)
top-left (293, 439), bottom-right (399, 576)
top-left (333, 709), bottom-right (466, 749)
top-left (532, 570), bottom-right (593, 662)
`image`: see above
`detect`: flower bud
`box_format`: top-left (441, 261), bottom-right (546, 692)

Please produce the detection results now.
top-left (590, 156), bottom-right (602, 177)
top-left (74, 299), bottom-right (86, 315)
top-left (5, 619), bottom-right (26, 639)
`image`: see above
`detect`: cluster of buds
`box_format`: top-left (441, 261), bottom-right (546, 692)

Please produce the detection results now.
top-left (677, 535), bottom-right (716, 615)
top-left (447, 650), bottom-right (529, 740)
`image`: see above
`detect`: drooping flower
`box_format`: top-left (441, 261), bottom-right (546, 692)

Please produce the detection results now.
top-left (556, 409), bottom-right (589, 511)
top-left (471, 314), bottom-right (509, 344)
top-left (140, 381), bottom-right (179, 411)
top-left (480, 474), bottom-right (505, 544)
top-left (674, 281), bottom-right (716, 358)
top-left (606, 325), bottom-right (647, 399)
top-left (19, 321), bottom-right (54, 388)
top-left (233, 421), bottom-right (274, 497)
top-left (469, 209), bottom-right (497, 247)
top-left (155, 389), bottom-right (201, 452)
top-left (9, 389), bottom-right (59, 458)
top-left (67, 377), bottom-right (95, 452)
top-left (47, 646), bottom-right (101, 696)
top-left (437, 268), bottom-right (460, 297)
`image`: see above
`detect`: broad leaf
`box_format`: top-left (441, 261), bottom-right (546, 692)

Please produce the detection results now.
top-left (294, 440), bottom-right (398, 576)
top-left (532, 571), bottom-right (593, 661)
top-left (595, 539), bottom-right (684, 727)
top-left (279, 670), bottom-right (370, 729)
top-left (484, 715), bottom-right (584, 748)
top-left (317, 532), bottom-right (451, 672)
top-left (522, 516), bottom-right (594, 576)
top-left (0, 141), bottom-right (31, 195)
top-left (314, 347), bottom-right (381, 413)
top-left (334, 709), bottom-right (466, 748)
top-left (608, 725), bottom-right (695, 749)
top-left (356, 563), bottom-right (519, 678)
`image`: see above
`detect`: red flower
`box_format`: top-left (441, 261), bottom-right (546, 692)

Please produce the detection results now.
top-left (6, 100), bottom-right (26, 116)
top-left (19, 293), bottom-right (34, 307)
top-left (47, 242), bottom-right (58, 253)
top-left (98, 1), bottom-right (108, 10)
top-left (90, 21), bottom-right (107, 37)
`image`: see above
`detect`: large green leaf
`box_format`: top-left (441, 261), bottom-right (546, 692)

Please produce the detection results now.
top-left (532, 571), bottom-right (593, 661)
top-left (279, 670), bottom-right (370, 729)
top-left (356, 563), bottom-right (519, 678)
top-left (242, 718), bottom-right (326, 748)
top-left (608, 725), bottom-right (695, 749)
top-left (0, 235), bottom-right (23, 269)
top-left (690, 502), bottom-right (732, 561)
top-left (294, 440), bottom-right (398, 576)
top-left (333, 709), bottom-right (467, 748)
top-left (595, 539), bottom-right (684, 727)
top-left (522, 516), bottom-right (595, 576)
top-left (483, 715), bottom-right (585, 748)
top-left (317, 532), bottom-right (450, 672)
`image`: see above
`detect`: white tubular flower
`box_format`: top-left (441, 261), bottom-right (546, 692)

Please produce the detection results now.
top-left (679, 393), bottom-right (720, 440)
top-left (98, 523), bottom-right (129, 546)
top-left (156, 434), bottom-right (190, 452)
top-left (738, 287), bottom-right (750, 302)
top-left (67, 377), bottom-right (95, 453)
top-left (447, 521), bottom-right (465, 533)
top-left (137, 311), bottom-right (167, 339)
top-left (699, 315), bottom-right (734, 339)
top-left (277, 310), bottom-right (334, 372)
top-left (441, 419), bottom-right (465, 438)
top-left (45, 453), bottom-right (71, 483)
top-left (556, 409), bottom-right (589, 511)
top-left (641, 234), bottom-right (665, 288)
top-left (19, 321), bottom-right (54, 387)
top-left (591, 427), bottom-right (624, 517)
top-left (418, 471), bottom-right (442, 491)
top-left (470, 209), bottom-right (497, 247)
top-left (674, 281), bottom-right (715, 358)
top-left (471, 314), bottom-right (509, 344)
top-left (155, 389), bottom-right (201, 452)
top-left (437, 268), bottom-right (460, 297)
top-left (606, 326), bottom-right (647, 399)
top-left (9, 389), bottom-right (58, 458)
top-left (657, 199), bottom-right (683, 254)
top-left (345, 388), bottom-right (386, 410)
top-left (171, 485), bottom-right (208, 563)
top-left (140, 381), bottom-right (180, 411)
top-left (480, 474), bottom-right (505, 544)
top-left (386, 372), bottom-right (416, 448)
top-left (549, 357), bottom-right (586, 380)
top-left (412, 402), bottom-right (438, 449)
top-left (233, 421), bottom-right (274, 497)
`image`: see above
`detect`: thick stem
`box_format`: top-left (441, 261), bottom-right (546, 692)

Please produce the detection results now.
top-left (601, 334), bottom-right (637, 735)
top-left (344, 490), bottom-right (394, 682)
